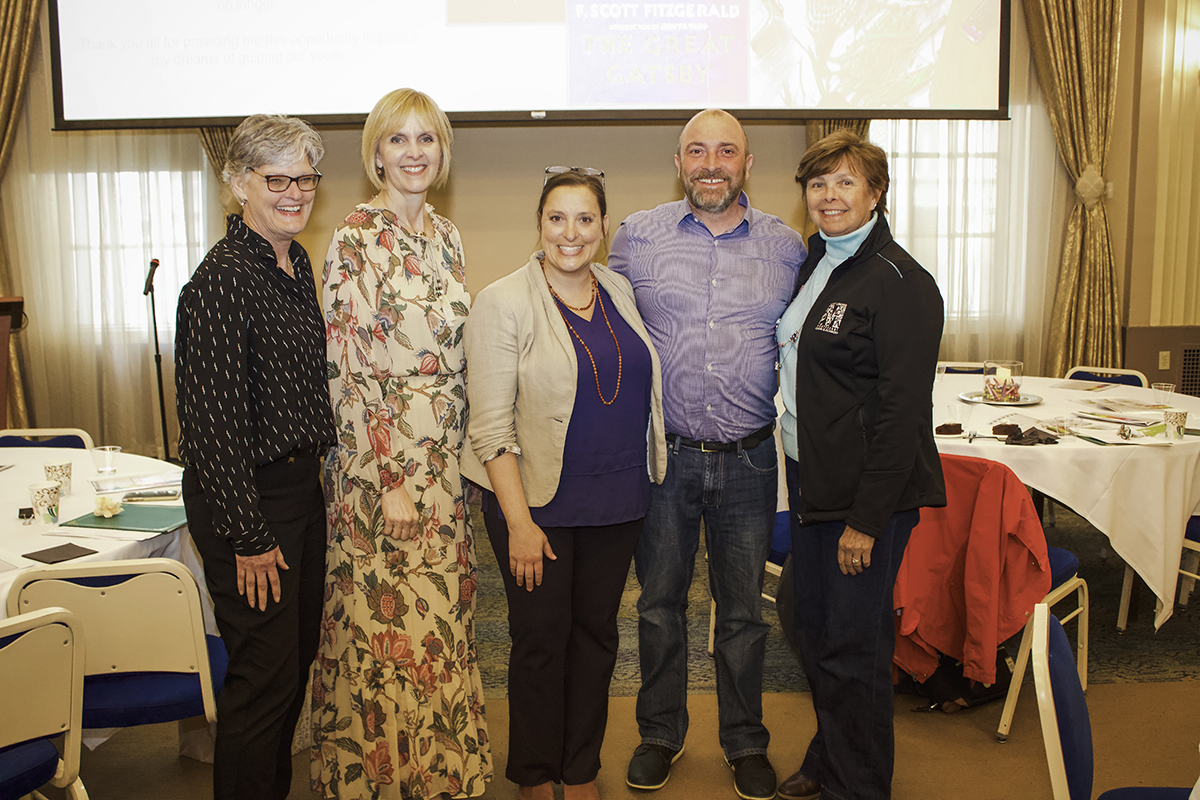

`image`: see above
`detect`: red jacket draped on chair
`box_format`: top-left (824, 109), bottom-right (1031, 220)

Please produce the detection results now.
top-left (894, 453), bottom-right (1051, 684)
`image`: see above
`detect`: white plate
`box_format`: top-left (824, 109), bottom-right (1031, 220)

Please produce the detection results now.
top-left (957, 390), bottom-right (1043, 407)
top-left (934, 431), bottom-right (967, 439)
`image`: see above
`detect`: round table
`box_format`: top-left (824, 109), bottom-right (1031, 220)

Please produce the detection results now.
top-left (933, 374), bottom-right (1200, 628)
top-left (0, 447), bottom-right (201, 622)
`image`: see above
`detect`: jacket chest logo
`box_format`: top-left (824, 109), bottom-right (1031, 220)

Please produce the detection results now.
top-left (814, 302), bottom-right (847, 334)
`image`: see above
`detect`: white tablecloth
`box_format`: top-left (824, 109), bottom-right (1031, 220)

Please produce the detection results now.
top-left (934, 374), bottom-right (1200, 628)
top-left (0, 447), bottom-right (209, 628)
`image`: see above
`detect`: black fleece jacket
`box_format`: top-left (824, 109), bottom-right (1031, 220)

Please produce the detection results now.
top-left (790, 215), bottom-right (947, 537)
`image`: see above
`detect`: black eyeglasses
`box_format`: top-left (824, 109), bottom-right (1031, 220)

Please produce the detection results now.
top-left (249, 168), bottom-right (322, 192)
top-left (544, 166), bottom-right (605, 186)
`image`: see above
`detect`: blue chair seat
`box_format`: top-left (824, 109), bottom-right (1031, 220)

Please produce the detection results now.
top-left (0, 434), bottom-right (87, 449)
top-left (1048, 547), bottom-right (1080, 590)
top-left (0, 736), bottom-right (59, 799)
top-left (1185, 516), bottom-right (1200, 543)
top-left (1097, 790), bottom-right (1193, 799)
top-left (81, 635), bottom-right (227, 728)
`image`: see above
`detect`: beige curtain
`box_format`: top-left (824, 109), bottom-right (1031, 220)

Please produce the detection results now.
top-left (1146, 1), bottom-right (1200, 325)
top-left (800, 119), bottom-right (872, 240)
top-left (0, 0), bottom-right (42, 427)
top-left (1023, 0), bottom-right (1122, 377)
top-left (4, 16), bottom-right (212, 457)
top-left (198, 127), bottom-right (233, 178)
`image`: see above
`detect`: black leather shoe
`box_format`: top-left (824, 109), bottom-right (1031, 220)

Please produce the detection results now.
top-left (627, 743), bottom-right (684, 790)
top-left (728, 753), bottom-right (777, 800)
top-left (776, 767), bottom-right (821, 800)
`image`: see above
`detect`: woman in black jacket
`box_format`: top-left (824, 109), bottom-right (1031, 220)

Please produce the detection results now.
top-left (774, 130), bottom-right (946, 800)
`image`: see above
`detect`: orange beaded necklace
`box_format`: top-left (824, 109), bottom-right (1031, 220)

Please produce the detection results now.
top-left (546, 270), bottom-right (622, 405)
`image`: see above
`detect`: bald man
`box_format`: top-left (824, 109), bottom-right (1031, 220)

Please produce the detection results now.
top-left (609, 109), bottom-right (806, 800)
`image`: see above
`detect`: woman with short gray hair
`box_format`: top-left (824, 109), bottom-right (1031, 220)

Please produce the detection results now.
top-left (220, 114), bottom-right (325, 186)
top-left (176, 112), bottom-right (336, 800)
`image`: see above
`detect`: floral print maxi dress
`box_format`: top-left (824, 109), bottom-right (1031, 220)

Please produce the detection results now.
top-left (313, 203), bottom-right (491, 799)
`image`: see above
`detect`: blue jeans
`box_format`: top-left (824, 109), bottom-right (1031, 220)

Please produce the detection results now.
top-left (634, 435), bottom-right (776, 758)
top-left (787, 457), bottom-right (918, 800)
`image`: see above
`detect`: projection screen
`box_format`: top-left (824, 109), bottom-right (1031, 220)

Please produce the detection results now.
top-left (49, 0), bottom-right (1008, 129)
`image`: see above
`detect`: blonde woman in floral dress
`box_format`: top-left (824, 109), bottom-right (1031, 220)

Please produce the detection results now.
top-left (313, 88), bottom-right (491, 800)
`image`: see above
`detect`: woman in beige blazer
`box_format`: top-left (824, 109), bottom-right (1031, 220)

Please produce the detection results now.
top-left (463, 168), bottom-right (665, 800)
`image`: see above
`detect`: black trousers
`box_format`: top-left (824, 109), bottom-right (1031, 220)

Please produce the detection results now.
top-left (483, 504), bottom-right (641, 787)
top-left (183, 456), bottom-right (326, 800)
top-left (786, 456), bottom-right (918, 800)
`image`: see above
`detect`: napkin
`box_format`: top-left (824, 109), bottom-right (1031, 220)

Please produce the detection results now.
top-left (1005, 428), bottom-right (1060, 446)
top-left (22, 542), bottom-right (98, 563)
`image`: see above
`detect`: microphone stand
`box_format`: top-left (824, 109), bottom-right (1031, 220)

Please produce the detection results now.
top-left (144, 258), bottom-right (173, 462)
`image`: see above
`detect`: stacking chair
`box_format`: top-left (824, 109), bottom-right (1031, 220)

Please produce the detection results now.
top-left (0, 607), bottom-right (88, 800)
top-left (1118, 516), bottom-right (1200, 631)
top-left (891, 453), bottom-right (1087, 742)
top-left (6, 558), bottom-right (226, 730)
top-left (0, 428), bottom-right (94, 449)
top-left (1031, 604), bottom-right (1191, 800)
top-left (938, 361), bottom-right (986, 374)
top-left (995, 544), bottom-right (1087, 742)
top-left (1064, 366), bottom-right (1149, 387)
top-left (1175, 519), bottom-right (1200, 605)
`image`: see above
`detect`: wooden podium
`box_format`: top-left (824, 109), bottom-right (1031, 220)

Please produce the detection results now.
top-left (0, 297), bottom-right (24, 426)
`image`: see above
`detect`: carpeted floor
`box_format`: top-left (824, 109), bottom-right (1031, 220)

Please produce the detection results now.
top-left (32, 503), bottom-right (1200, 799)
top-left (473, 501), bottom-right (1200, 697)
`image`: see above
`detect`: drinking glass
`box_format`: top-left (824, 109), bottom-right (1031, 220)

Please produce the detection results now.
top-left (91, 445), bottom-right (121, 474)
top-left (1152, 383), bottom-right (1176, 405)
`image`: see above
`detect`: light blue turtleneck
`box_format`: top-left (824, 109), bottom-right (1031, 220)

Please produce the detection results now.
top-left (777, 213), bottom-right (879, 460)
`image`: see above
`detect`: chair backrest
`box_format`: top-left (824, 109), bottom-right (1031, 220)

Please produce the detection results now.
top-left (0, 607), bottom-right (85, 789)
top-left (1064, 366), bottom-right (1149, 387)
top-left (5, 558), bottom-right (217, 720)
top-left (894, 453), bottom-right (1051, 683)
top-left (1032, 604), bottom-right (1094, 800)
top-left (939, 361), bottom-right (986, 374)
top-left (1184, 515), bottom-right (1200, 544)
top-left (0, 427), bottom-right (95, 449)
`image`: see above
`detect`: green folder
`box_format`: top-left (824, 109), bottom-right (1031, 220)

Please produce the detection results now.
top-left (60, 505), bottom-right (188, 533)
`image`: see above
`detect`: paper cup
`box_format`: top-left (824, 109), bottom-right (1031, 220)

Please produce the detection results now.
top-left (44, 459), bottom-right (73, 496)
top-left (30, 480), bottom-right (61, 524)
top-left (1164, 409), bottom-right (1188, 441)
top-left (91, 445), bottom-right (121, 474)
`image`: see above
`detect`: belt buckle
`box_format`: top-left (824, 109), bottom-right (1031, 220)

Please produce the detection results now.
top-left (700, 441), bottom-right (717, 453)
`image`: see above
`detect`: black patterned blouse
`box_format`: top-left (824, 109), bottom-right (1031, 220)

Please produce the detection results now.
top-left (175, 214), bottom-right (336, 555)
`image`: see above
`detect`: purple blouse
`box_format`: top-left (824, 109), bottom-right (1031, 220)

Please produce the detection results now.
top-left (533, 284), bottom-right (653, 527)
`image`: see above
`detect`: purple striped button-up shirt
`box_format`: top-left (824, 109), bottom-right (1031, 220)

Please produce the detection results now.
top-left (609, 194), bottom-right (805, 442)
